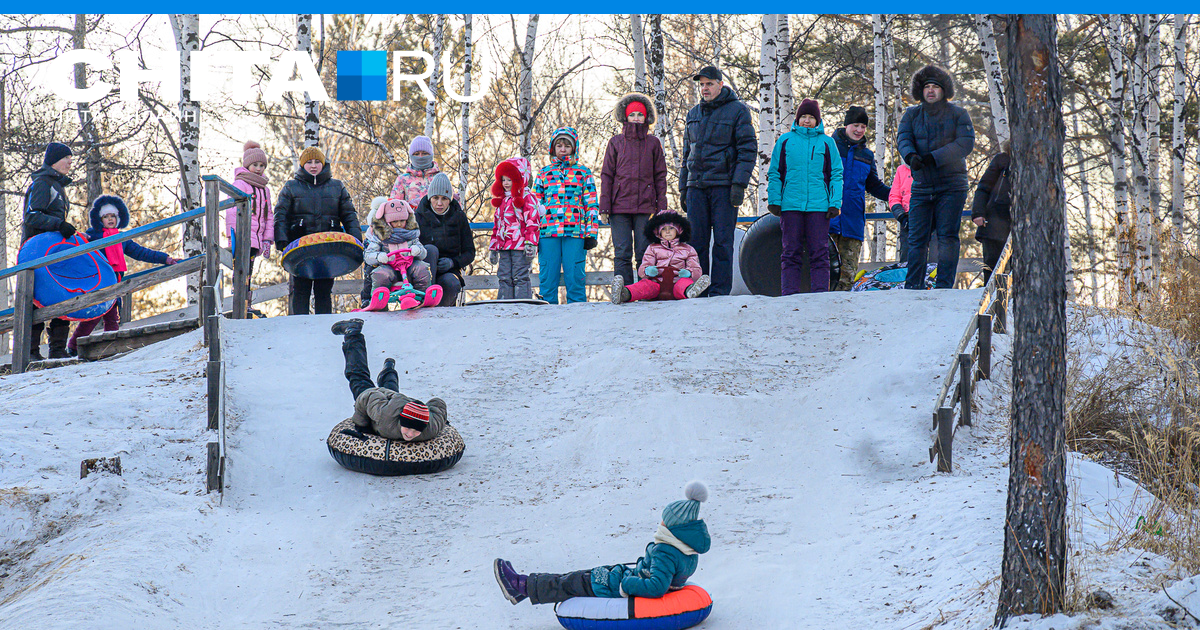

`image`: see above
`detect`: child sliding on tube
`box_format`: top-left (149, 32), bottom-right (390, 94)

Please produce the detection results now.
top-left (610, 212), bottom-right (710, 304)
top-left (495, 481), bottom-right (710, 604)
top-left (359, 199), bottom-right (440, 311)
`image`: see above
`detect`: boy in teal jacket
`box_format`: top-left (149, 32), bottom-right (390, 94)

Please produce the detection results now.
top-left (495, 481), bottom-right (710, 604)
top-left (767, 99), bottom-right (844, 294)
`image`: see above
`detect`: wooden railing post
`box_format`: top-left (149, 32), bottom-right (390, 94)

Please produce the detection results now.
top-left (119, 291), bottom-right (132, 327)
top-left (977, 314), bottom-right (992, 381)
top-left (935, 407), bottom-right (954, 472)
top-left (11, 269), bottom-right (35, 374)
top-left (232, 196), bottom-right (252, 319)
top-left (993, 273), bottom-right (1009, 334)
top-left (958, 352), bottom-right (973, 427)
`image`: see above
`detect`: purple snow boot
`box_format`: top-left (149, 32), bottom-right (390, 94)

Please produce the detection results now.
top-left (494, 558), bottom-right (528, 604)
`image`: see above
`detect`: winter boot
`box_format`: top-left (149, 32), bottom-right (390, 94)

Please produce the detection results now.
top-left (383, 358), bottom-right (395, 371)
top-left (421, 285), bottom-right (443, 308)
top-left (47, 325), bottom-right (70, 359)
top-left (397, 294), bottom-right (422, 311)
top-left (330, 318), bottom-right (364, 336)
top-left (685, 274), bottom-right (712, 299)
top-left (494, 558), bottom-right (528, 604)
top-left (611, 275), bottom-right (628, 304)
top-left (356, 287), bottom-right (391, 312)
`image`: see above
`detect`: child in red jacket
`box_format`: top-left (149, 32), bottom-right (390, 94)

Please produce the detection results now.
top-left (488, 157), bottom-right (541, 300)
top-left (611, 212), bottom-right (709, 304)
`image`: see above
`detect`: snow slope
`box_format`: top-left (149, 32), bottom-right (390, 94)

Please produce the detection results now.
top-left (0, 290), bottom-right (1182, 629)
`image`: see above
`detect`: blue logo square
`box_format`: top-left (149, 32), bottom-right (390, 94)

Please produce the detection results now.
top-left (337, 51), bottom-right (387, 101)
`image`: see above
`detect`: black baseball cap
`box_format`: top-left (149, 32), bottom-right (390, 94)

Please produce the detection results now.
top-left (692, 66), bottom-right (722, 81)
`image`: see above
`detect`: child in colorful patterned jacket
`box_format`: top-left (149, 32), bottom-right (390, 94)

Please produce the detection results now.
top-left (531, 127), bottom-right (600, 304)
top-left (359, 199), bottom-right (439, 311)
top-left (495, 481), bottom-right (710, 605)
top-left (610, 212), bottom-right (710, 304)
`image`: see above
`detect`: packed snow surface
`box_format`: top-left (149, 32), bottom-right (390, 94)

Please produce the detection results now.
top-left (0, 290), bottom-right (1180, 628)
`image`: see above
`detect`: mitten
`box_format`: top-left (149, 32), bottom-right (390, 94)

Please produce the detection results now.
top-left (678, 269), bottom-right (692, 278)
top-left (262, 244), bottom-right (272, 259)
top-left (524, 242), bottom-right (537, 259)
top-left (58, 222), bottom-right (76, 239)
top-left (920, 153), bottom-right (936, 167)
top-left (826, 207), bottom-right (840, 219)
top-left (583, 236), bottom-right (598, 251)
top-left (768, 204), bottom-right (782, 216)
top-left (437, 257), bottom-right (453, 273)
top-left (905, 153), bottom-right (924, 171)
top-left (729, 184), bottom-right (745, 207)
top-left (890, 204), bottom-right (905, 218)
top-left (489, 250), bottom-right (499, 265)
top-left (898, 212), bottom-right (909, 228)
top-left (645, 265), bottom-right (659, 277)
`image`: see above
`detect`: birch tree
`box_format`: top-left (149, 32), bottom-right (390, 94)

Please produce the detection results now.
top-left (975, 14), bottom-right (1011, 145)
top-left (73, 14), bottom-right (102, 204)
top-left (1147, 15), bottom-right (1162, 282)
top-left (170, 14), bottom-right (203, 304)
top-left (1104, 15), bottom-right (1133, 305)
top-left (424, 15), bottom-right (445, 139)
top-left (630, 14), bottom-right (646, 94)
top-left (870, 14), bottom-right (888, 260)
top-left (458, 14), bottom-right (473, 201)
top-left (774, 15), bottom-right (793, 138)
top-left (516, 14), bottom-right (539, 160)
top-left (1169, 14), bottom-right (1187, 242)
top-left (297, 14), bottom-right (319, 148)
top-left (1130, 15), bottom-right (1156, 304)
top-left (757, 13), bottom-right (778, 216)
top-left (996, 14), bottom-right (1068, 624)
top-left (648, 14), bottom-right (678, 170)
top-left (0, 76), bottom-right (8, 352)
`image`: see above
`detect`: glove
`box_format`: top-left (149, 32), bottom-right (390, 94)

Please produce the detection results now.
top-left (645, 265), bottom-right (659, 278)
top-left (583, 236), bottom-right (598, 251)
top-left (262, 244), bottom-right (272, 260)
top-left (898, 212), bottom-right (909, 229)
top-left (890, 204), bottom-right (905, 218)
top-left (767, 204), bottom-right (782, 216)
top-left (678, 269), bottom-right (692, 278)
top-left (58, 222), bottom-right (76, 239)
top-left (920, 153), bottom-right (936, 168)
top-left (905, 153), bottom-right (924, 171)
top-left (489, 250), bottom-right (499, 265)
top-left (729, 184), bottom-right (745, 207)
top-left (826, 207), bottom-right (840, 219)
top-left (437, 257), bottom-right (453, 273)
top-left (681, 198), bottom-right (687, 214)
top-left (524, 242), bottom-right (537, 259)
top-left (276, 240), bottom-right (287, 252)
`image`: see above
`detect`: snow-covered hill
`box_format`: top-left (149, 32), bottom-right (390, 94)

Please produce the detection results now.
top-left (0, 291), bottom-right (1187, 629)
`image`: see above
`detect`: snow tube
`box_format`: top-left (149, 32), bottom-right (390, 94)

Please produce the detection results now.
top-left (17, 232), bottom-right (118, 321)
top-left (326, 419), bottom-right (464, 476)
top-left (850, 262), bottom-right (937, 291)
top-left (280, 232), bottom-right (363, 280)
top-left (554, 585), bottom-right (712, 630)
top-left (738, 214), bottom-right (839, 296)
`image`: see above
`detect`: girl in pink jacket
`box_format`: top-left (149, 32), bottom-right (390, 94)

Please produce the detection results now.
top-left (611, 212), bottom-right (710, 304)
top-left (489, 157), bottom-right (542, 300)
top-left (226, 141), bottom-right (274, 317)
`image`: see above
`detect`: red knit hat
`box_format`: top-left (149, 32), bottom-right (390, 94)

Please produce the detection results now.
top-left (625, 100), bottom-right (647, 119)
top-left (399, 401), bottom-right (430, 432)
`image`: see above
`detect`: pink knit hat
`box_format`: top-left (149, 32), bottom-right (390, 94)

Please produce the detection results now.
top-left (380, 199), bottom-right (411, 223)
top-left (242, 140), bottom-right (268, 168)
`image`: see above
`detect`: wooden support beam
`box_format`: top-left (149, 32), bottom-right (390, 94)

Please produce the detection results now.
top-left (977, 314), bottom-right (992, 381)
top-left (206, 441), bottom-right (220, 492)
top-left (11, 269), bottom-right (35, 374)
top-left (994, 273), bottom-right (1009, 334)
top-left (935, 407), bottom-right (954, 472)
top-left (958, 352), bottom-right (973, 427)
top-left (204, 179), bottom-right (221, 292)
top-left (232, 197), bottom-right (252, 319)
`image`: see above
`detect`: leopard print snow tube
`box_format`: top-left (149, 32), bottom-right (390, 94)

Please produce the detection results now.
top-left (326, 419), bottom-right (465, 476)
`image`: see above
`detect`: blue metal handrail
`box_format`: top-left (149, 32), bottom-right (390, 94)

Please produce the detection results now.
top-left (467, 211), bottom-right (970, 231)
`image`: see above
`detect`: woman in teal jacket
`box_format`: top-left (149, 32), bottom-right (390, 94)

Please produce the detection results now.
top-left (766, 99), bottom-right (844, 294)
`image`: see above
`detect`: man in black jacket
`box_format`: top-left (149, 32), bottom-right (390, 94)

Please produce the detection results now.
top-left (897, 65), bottom-right (975, 289)
top-left (971, 147), bottom-right (1011, 284)
top-left (680, 66), bottom-right (756, 296)
top-left (22, 142), bottom-right (76, 359)
top-left (416, 173), bottom-right (476, 306)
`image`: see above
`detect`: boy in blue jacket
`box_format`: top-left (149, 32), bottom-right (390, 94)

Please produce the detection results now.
top-left (68, 195), bottom-right (178, 354)
top-left (494, 481), bottom-right (710, 605)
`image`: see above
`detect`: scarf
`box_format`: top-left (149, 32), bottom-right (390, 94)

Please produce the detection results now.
top-left (410, 154), bottom-right (434, 171)
top-left (387, 227), bottom-right (420, 244)
top-left (653, 523), bottom-right (697, 555)
top-left (234, 169), bottom-right (268, 189)
top-left (101, 228), bottom-right (127, 273)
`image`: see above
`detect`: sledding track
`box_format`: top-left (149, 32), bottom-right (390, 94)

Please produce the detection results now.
top-left (0, 290), bottom-right (1012, 629)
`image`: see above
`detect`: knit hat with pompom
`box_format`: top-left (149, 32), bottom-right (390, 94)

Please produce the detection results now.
top-left (662, 480), bottom-right (708, 527)
top-left (242, 140), bottom-right (268, 168)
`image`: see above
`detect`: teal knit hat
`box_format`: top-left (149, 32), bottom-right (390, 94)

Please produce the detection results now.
top-left (662, 480), bottom-right (708, 528)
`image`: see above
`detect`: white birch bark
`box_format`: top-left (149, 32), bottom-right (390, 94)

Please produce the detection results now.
top-left (1147, 15), bottom-right (1162, 282)
top-left (648, 15), bottom-right (678, 171)
top-left (757, 13), bottom-right (778, 216)
top-left (517, 15), bottom-right (539, 161)
top-left (1130, 15), bottom-right (1155, 303)
top-left (297, 15), bottom-right (319, 148)
top-left (0, 76), bottom-right (8, 353)
top-left (975, 14), bottom-right (1011, 145)
top-left (74, 14), bottom-right (102, 204)
top-left (425, 15), bottom-right (445, 139)
top-left (870, 14), bottom-right (887, 261)
top-left (774, 15), bottom-right (793, 139)
top-left (1104, 15), bottom-right (1134, 305)
top-left (1170, 14), bottom-right (1187, 242)
top-left (458, 14), bottom-right (473, 202)
top-left (171, 14), bottom-right (203, 305)
top-left (631, 15), bottom-right (646, 94)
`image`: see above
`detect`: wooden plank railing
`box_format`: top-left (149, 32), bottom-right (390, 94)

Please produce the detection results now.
top-left (928, 237), bottom-right (1012, 472)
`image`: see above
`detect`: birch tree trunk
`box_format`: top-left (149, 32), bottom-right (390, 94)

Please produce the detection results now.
top-left (74, 14), bottom-right (102, 205)
top-left (425, 15), bottom-right (445, 139)
top-left (774, 15), bottom-right (793, 138)
top-left (631, 15), bottom-right (646, 94)
top-left (1147, 15), bottom-right (1162, 284)
top-left (0, 76), bottom-right (8, 353)
top-left (871, 14), bottom-right (887, 261)
top-left (975, 14), bottom-right (1011, 146)
top-left (297, 15), bottom-right (319, 148)
top-left (757, 13), bottom-right (778, 216)
top-left (1104, 15), bottom-right (1133, 305)
top-left (1169, 14), bottom-right (1187, 242)
top-left (649, 15), bottom-right (678, 172)
top-left (517, 15), bottom-right (539, 161)
top-left (458, 14), bottom-right (473, 202)
top-left (1070, 101), bottom-right (1099, 306)
top-left (995, 14), bottom-right (1068, 624)
top-left (1130, 15), bottom-right (1156, 305)
top-left (171, 14), bottom-right (203, 305)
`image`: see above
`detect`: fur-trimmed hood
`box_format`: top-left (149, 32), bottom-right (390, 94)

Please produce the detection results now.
top-left (89, 194), bottom-right (130, 231)
top-left (911, 65), bottom-right (954, 102)
top-left (644, 211), bottom-right (692, 244)
top-left (613, 92), bottom-right (657, 126)
top-left (491, 157), bottom-right (533, 208)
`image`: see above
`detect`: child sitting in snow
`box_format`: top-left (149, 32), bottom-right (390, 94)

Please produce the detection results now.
top-left (330, 318), bottom-right (447, 441)
top-left (359, 198), bottom-right (438, 311)
top-left (610, 212), bottom-right (710, 304)
top-left (494, 481), bottom-right (710, 605)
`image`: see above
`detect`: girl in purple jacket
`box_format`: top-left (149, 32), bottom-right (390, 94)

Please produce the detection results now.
top-left (227, 141), bottom-right (274, 317)
top-left (600, 93), bottom-right (669, 286)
